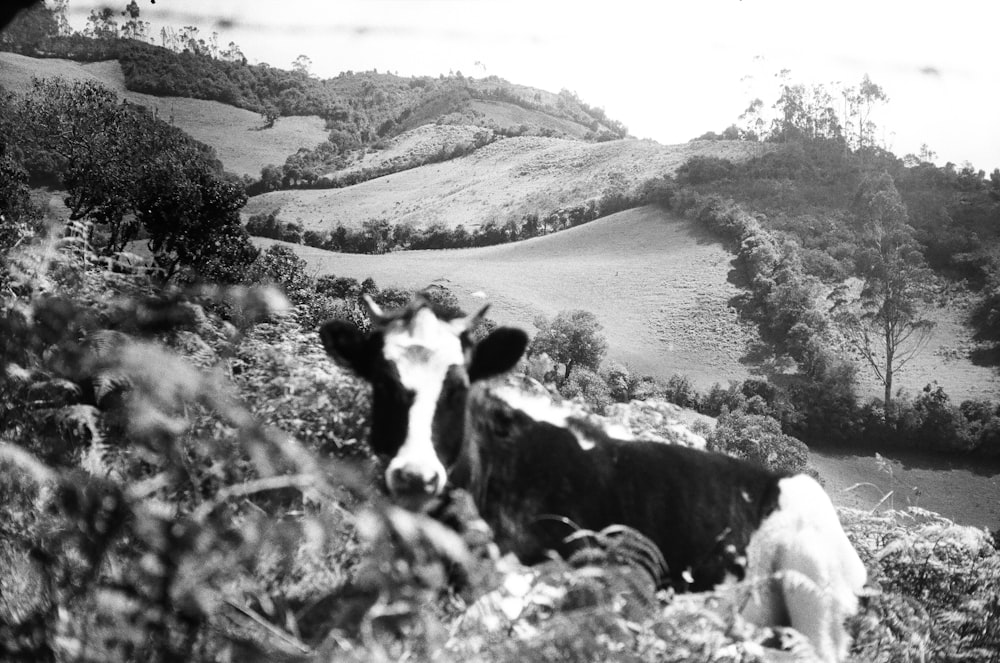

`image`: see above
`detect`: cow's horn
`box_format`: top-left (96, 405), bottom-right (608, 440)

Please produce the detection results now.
top-left (362, 294), bottom-right (388, 324)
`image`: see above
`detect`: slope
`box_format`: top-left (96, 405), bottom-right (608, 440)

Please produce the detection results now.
top-left (244, 137), bottom-right (759, 231)
top-left (0, 52), bottom-right (328, 177)
top-left (265, 205), bottom-right (756, 388)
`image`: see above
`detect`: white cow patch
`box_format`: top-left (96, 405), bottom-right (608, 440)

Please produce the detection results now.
top-left (490, 385), bottom-right (573, 428)
top-left (488, 385), bottom-right (626, 451)
top-left (742, 475), bottom-right (867, 663)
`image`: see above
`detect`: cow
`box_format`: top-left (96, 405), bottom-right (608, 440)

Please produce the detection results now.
top-left (319, 294), bottom-right (868, 662)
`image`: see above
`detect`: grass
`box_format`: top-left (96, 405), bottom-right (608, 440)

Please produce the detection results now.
top-left (0, 52), bottom-right (328, 177)
top-left (265, 205), bottom-right (756, 389)
top-left (810, 447), bottom-right (1000, 532)
top-left (848, 300), bottom-right (1000, 403)
top-left (320, 124), bottom-right (492, 180)
top-left (468, 99), bottom-right (593, 138)
top-left (273, 202), bottom-right (1000, 404)
top-left (243, 137), bottom-right (761, 232)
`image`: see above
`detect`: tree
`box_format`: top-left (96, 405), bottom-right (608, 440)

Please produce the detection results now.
top-left (84, 6), bottom-right (118, 39)
top-left (841, 75), bottom-right (888, 154)
top-left (120, 0), bottom-right (149, 42)
top-left (833, 173), bottom-right (935, 405)
top-left (14, 79), bottom-right (135, 246)
top-left (292, 54), bottom-right (313, 77)
top-left (11, 79), bottom-right (256, 279)
top-left (0, 1), bottom-right (58, 52)
top-left (530, 310), bottom-right (608, 386)
top-left (261, 102), bottom-right (280, 129)
top-left (220, 40), bottom-right (246, 63)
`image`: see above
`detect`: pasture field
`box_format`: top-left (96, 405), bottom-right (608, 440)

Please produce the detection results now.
top-left (269, 206), bottom-right (758, 388)
top-left (319, 123), bottom-right (493, 180)
top-left (810, 446), bottom-right (1000, 532)
top-left (0, 52), bottom-right (328, 177)
top-left (244, 137), bottom-right (760, 232)
top-left (467, 99), bottom-right (594, 138)
top-left (273, 204), bottom-right (1000, 402)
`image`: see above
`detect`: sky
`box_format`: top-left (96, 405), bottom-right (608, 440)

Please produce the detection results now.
top-left (67, 0), bottom-right (1000, 171)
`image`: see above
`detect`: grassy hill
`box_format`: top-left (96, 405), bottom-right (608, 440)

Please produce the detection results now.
top-left (267, 204), bottom-right (1000, 402)
top-left (0, 52), bottom-right (328, 177)
top-left (245, 137), bottom-right (759, 231)
top-left (266, 206), bottom-right (756, 388)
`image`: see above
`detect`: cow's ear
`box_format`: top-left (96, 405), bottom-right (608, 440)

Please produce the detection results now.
top-left (319, 319), bottom-right (377, 379)
top-left (469, 327), bottom-right (528, 382)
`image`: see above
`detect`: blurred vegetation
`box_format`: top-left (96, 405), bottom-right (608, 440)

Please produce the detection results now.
top-left (1, 219), bottom-right (998, 662)
top-left (2, 6), bottom-right (1000, 661)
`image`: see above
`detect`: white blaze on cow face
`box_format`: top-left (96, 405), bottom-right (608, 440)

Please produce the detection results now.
top-left (380, 306), bottom-right (468, 499)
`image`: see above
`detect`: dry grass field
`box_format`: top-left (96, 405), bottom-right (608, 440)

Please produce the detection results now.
top-left (810, 446), bottom-right (1000, 531)
top-left (0, 52), bottom-right (328, 177)
top-left (267, 205), bottom-right (758, 388)
top-left (320, 123), bottom-right (493, 179)
top-left (467, 99), bottom-right (594, 138)
top-left (272, 204), bottom-right (1000, 403)
top-left (244, 136), bottom-right (760, 231)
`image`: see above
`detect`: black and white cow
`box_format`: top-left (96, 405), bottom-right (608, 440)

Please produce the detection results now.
top-left (320, 295), bottom-right (867, 662)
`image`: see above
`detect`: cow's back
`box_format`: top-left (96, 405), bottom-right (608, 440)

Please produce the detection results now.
top-left (461, 385), bottom-right (785, 588)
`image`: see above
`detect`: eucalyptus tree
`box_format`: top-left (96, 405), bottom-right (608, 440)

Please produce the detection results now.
top-left (833, 173), bottom-right (935, 405)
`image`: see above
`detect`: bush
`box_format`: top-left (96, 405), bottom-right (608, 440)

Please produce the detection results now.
top-left (317, 275), bottom-right (362, 299)
top-left (559, 367), bottom-right (613, 413)
top-left (675, 156), bottom-right (736, 185)
top-left (244, 244), bottom-right (314, 305)
top-left (708, 410), bottom-right (810, 475)
top-left (660, 374), bottom-right (700, 410)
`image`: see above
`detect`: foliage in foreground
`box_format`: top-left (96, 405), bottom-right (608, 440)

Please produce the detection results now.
top-left (2, 229), bottom-right (999, 663)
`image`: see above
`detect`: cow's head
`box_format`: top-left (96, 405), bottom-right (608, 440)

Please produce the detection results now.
top-left (320, 294), bottom-right (528, 508)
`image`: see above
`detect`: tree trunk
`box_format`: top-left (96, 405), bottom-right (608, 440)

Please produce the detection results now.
top-left (884, 362), bottom-right (893, 405)
top-left (561, 359), bottom-right (574, 387)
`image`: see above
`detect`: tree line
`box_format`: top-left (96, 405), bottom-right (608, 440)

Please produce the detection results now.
top-left (245, 184), bottom-right (643, 253)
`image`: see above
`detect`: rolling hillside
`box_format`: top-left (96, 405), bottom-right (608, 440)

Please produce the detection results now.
top-left (270, 204), bottom-right (1000, 402)
top-left (245, 136), bottom-right (759, 231)
top-left (0, 52), bottom-right (328, 177)
top-left (267, 206), bottom-right (757, 388)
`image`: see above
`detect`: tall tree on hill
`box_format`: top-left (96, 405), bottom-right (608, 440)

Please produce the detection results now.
top-left (841, 75), bottom-right (888, 155)
top-left (120, 0), bottom-right (150, 42)
top-left (833, 172), bottom-right (935, 405)
top-left (84, 6), bottom-right (118, 40)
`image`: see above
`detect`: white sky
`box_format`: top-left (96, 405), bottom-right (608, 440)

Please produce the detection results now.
top-left (67, 0), bottom-right (1000, 171)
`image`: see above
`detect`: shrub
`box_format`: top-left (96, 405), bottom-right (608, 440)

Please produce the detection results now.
top-left (701, 382), bottom-right (745, 417)
top-left (676, 156), bottom-right (736, 186)
top-left (559, 367), bottom-right (613, 413)
top-left (660, 374), bottom-right (700, 410)
top-left (317, 275), bottom-right (362, 299)
top-left (244, 244), bottom-right (314, 305)
top-left (708, 410), bottom-right (810, 475)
